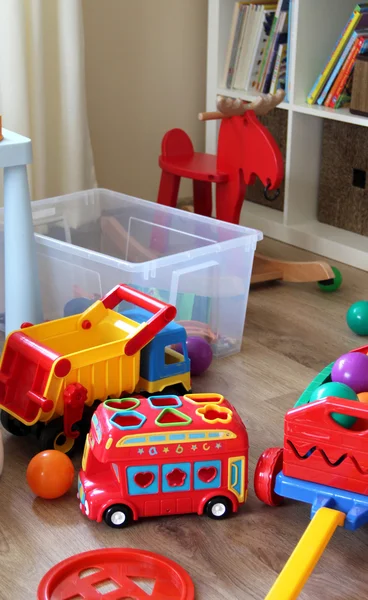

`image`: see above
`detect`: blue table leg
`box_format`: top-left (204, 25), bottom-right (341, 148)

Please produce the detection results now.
top-left (3, 164), bottom-right (43, 334)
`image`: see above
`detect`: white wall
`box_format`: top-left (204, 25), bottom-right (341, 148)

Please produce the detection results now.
top-left (82, 0), bottom-right (208, 200)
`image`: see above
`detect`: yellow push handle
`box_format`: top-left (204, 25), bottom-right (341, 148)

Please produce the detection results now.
top-left (265, 508), bottom-right (345, 600)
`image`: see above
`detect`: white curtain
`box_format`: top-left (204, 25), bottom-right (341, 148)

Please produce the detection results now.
top-left (0, 0), bottom-right (96, 202)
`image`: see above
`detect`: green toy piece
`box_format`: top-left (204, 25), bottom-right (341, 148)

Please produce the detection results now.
top-left (310, 381), bottom-right (359, 428)
top-left (347, 300), bottom-right (368, 336)
top-left (317, 266), bottom-right (342, 293)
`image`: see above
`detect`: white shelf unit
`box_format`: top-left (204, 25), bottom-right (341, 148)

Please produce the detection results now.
top-left (206, 0), bottom-right (368, 271)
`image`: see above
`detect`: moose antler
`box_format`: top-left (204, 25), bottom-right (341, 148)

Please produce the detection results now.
top-left (198, 89), bottom-right (285, 121)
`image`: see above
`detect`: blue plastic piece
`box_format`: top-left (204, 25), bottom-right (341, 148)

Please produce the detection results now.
top-left (127, 465), bottom-right (159, 496)
top-left (193, 460), bottom-right (221, 491)
top-left (275, 472), bottom-right (368, 531)
top-left (162, 463), bottom-right (191, 492)
top-left (122, 308), bottom-right (190, 381)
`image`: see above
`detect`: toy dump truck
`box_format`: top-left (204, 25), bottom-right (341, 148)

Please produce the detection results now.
top-left (0, 285), bottom-right (191, 454)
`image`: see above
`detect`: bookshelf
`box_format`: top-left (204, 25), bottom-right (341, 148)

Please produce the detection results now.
top-left (206, 0), bottom-right (368, 271)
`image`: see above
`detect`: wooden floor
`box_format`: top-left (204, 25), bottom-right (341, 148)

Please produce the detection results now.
top-left (1, 238), bottom-right (368, 600)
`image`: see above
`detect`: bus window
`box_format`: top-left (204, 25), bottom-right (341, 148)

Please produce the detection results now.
top-left (127, 465), bottom-right (159, 496)
top-left (82, 435), bottom-right (90, 471)
top-left (228, 457), bottom-right (246, 502)
top-left (194, 461), bottom-right (221, 490)
top-left (165, 345), bottom-right (185, 365)
top-left (112, 463), bottom-right (120, 483)
top-left (92, 414), bottom-right (102, 444)
top-left (162, 463), bottom-right (191, 492)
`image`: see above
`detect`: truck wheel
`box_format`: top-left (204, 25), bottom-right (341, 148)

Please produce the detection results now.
top-left (205, 496), bottom-right (232, 520)
top-left (254, 447), bottom-right (284, 506)
top-left (164, 384), bottom-right (192, 396)
top-left (103, 504), bottom-right (133, 528)
top-left (39, 420), bottom-right (77, 457)
top-left (0, 411), bottom-right (29, 436)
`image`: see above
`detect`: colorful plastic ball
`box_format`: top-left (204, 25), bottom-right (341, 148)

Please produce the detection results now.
top-left (186, 336), bottom-right (213, 376)
top-left (26, 450), bottom-right (75, 499)
top-left (317, 266), bottom-right (342, 293)
top-left (346, 301), bottom-right (368, 336)
top-left (331, 352), bottom-right (368, 394)
top-left (358, 392), bottom-right (368, 403)
top-left (310, 381), bottom-right (359, 428)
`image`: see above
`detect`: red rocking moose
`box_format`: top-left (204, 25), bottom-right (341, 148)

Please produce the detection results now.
top-left (157, 90), bottom-right (342, 290)
top-left (157, 90), bottom-right (285, 225)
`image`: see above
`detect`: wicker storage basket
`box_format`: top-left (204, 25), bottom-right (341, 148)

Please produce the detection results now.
top-left (318, 119), bottom-right (368, 236)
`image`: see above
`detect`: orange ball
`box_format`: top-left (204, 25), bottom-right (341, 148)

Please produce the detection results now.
top-left (358, 392), bottom-right (368, 404)
top-left (26, 450), bottom-right (75, 499)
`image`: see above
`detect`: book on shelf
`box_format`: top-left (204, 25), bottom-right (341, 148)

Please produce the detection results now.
top-left (284, 0), bottom-right (293, 101)
top-left (326, 34), bottom-right (368, 108)
top-left (257, 0), bottom-right (290, 92)
top-left (263, 28), bottom-right (288, 93)
top-left (319, 27), bottom-right (368, 107)
top-left (233, 5), bottom-right (257, 89)
top-left (335, 72), bottom-right (354, 108)
top-left (221, 2), bottom-right (246, 89)
top-left (271, 43), bottom-right (287, 94)
top-left (317, 31), bottom-right (359, 106)
top-left (222, 1), bottom-right (275, 89)
top-left (221, 0), bottom-right (293, 97)
top-left (307, 3), bottom-right (368, 105)
top-left (248, 5), bottom-right (277, 90)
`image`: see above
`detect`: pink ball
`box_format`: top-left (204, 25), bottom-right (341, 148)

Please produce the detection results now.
top-left (331, 352), bottom-right (368, 394)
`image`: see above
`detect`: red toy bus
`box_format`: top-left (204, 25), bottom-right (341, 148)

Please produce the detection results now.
top-left (78, 393), bottom-right (248, 527)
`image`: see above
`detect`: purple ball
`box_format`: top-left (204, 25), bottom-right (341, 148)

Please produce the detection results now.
top-left (331, 352), bottom-right (368, 393)
top-left (186, 336), bottom-right (213, 376)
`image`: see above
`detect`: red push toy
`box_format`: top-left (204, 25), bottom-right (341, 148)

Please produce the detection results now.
top-left (255, 343), bottom-right (368, 600)
top-left (78, 393), bottom-right (248, 527)
top-left (38, 548), bottom-right (194, 599)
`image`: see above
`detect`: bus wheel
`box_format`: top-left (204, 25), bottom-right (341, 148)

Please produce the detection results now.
top-left (205, 496), bottom-right (232, 520)
top-left (103, 504), bottom-right (133, 528)
top-left (0, 411), bottom-right (29, 436)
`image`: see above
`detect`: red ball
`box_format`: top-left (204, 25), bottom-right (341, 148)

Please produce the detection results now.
top-left (26, 450), bottom-right (75, 499)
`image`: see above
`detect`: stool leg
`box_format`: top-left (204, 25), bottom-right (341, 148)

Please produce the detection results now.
top-left (157, 170), bottom-right (180, 208)
top-left (193, 180), bottom-right (212, 217)
top-left (3, 164), bottom-right (43, 334)
top-left (216, 174), bottom-right (246, 225)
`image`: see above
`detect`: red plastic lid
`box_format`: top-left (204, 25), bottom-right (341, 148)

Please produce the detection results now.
top-left (38, 548), bottom-right (195, 599)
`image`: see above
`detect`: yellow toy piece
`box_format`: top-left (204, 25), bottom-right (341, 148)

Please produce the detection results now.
top-left (265, 508), bottom-right (345, 600)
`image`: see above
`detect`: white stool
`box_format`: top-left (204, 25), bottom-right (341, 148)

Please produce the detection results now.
top-left (0, 128), bottom-right (43, 334)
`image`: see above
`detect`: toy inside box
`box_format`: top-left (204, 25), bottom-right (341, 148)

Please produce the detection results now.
top-left (0, 189), bottom-right (262, 356)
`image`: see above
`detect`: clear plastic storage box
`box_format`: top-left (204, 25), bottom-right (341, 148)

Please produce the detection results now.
top-left (0, 189), bottom-right (262, 356)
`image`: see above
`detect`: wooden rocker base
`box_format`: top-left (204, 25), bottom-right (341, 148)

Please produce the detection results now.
top-left (178, 204), bottom-right (335, 287)
top-left (251, 254), bottom-right (334, 285)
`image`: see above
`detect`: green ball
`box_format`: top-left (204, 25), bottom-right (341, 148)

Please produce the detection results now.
top-left (347, 300), bottom-right (368, 336)
top-left (318, 266), bottom-right (343, 293)
top-left (310, 381), bottom-right (359, 428)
